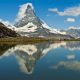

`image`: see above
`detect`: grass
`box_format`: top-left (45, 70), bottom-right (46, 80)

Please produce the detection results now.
top-left (0, 37), bottom-right (80, 44)
top-left (0, 37), bottom-right (49, 44)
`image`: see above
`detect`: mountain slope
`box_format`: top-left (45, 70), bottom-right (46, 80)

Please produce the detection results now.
top-left (0, 22), bottom-right (19, 37)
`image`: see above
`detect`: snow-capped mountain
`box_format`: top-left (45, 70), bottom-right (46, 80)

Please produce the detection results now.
top-left (14, 3), bottom-right (67, 38)
top-left (61, 27), bottom-right (80, 38)
top-left (0, 3), bottom-right (73, 39)
top-left (66, 27), bottom-right (80, 38)
top-left (0, 3), bottom-right (79, 39)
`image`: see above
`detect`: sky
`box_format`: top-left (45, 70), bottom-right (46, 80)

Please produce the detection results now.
top-left (0, 0), bottom-right (80, 29)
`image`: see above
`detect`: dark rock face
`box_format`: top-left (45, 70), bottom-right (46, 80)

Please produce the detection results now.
top-left (0, 22), bottom-right (19, 38)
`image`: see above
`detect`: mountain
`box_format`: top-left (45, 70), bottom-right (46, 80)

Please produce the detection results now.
top-left (14, 3), bottom-right (72, 39)
top-left (14, 3), bottom-right (59, 37)
top-left (61, 27), bottom-right (80, 38)
top-left (0, 22), bottom-right (19, 37)
top-left (66, 27), bottom-right (80, 38)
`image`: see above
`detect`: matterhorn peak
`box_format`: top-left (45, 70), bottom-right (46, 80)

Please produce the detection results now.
top-left (14, 3), bottom-right (67, 38)
top-left (26, 3), bottom-right (34, 9)
top-left (16, 3), bottom-right (34, 21)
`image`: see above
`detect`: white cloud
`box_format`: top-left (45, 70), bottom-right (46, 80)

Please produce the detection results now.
top-left (67, 54), bottom-right (75, 60)
top-left (16, 3), bottom-right (34, 21)
top-left (66, 18), bottom-right (75, 22)
top-left (50, 61), bottom-right (80, 71)
top-left (68, 26), bottom-right (80, 29)
top-left (48, 5), bottom-right (80, 16)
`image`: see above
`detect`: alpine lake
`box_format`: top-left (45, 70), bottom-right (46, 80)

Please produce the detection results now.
top-left (0, 41), bottom-right (80, 80)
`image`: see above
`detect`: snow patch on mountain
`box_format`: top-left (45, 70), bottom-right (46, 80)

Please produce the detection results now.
top-left (42, 21), bottom-right (59, 34)
top-left (16, 22), bottom-right (37, 32)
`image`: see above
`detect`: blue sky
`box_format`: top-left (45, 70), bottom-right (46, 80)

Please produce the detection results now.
top-left (0, 0), bottom-right (80, 29)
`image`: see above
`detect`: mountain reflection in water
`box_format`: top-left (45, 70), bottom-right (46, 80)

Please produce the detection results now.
top-left (0, 41), bottom-right (80, 80)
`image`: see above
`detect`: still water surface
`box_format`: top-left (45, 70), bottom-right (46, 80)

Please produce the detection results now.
top-left (0, 41), bottom-right (80, 80)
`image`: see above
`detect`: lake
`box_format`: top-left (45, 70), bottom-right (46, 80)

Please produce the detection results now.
top-left (0, 41), bottom-right (80, 80)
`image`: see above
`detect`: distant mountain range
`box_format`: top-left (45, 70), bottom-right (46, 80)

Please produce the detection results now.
top-left (61, 27), bottom-right (80, 38)
top-left (0, 3), bottom-right (80, 39)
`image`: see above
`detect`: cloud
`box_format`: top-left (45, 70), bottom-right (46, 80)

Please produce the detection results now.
top-left (16, 3), bottom-right (34, 21)
top-left (50, 61), bottom-right (80, 71)
top-left (68, 26), bottom-right (80, 29)
top-left (48, 5), bottom-right (80, 16)
top-left (67, 54), bottom-right (75, 60)
top-left (66, 18), bottom-right (75, 22)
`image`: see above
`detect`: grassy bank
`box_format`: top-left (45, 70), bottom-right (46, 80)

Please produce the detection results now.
top-left (0, 37), bottom-right (49, 44)
top-left (0, 37), bottom-right (80, 44)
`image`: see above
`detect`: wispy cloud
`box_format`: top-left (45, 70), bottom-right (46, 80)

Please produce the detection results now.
top-left (48, 5), bottom-right (80, 16)
top-left (16, 3), bottom-right (34, 21)
top-left (50, 60), bottom-right (80, 71)
top-left (68, 26), bottom-right (80, 29)
top-left (66, 18), bottom-right (75, 22)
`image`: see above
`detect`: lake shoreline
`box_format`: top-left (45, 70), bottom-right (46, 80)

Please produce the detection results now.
top-left (0, 37), bottom-right (80, 44)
